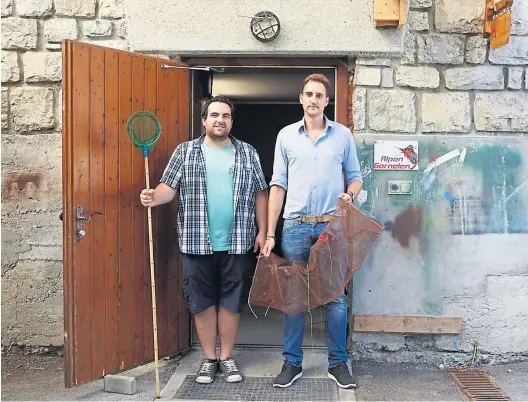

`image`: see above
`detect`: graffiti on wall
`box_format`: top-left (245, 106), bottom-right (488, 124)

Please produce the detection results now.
top-left (357, 139), bottom-right (528, 244)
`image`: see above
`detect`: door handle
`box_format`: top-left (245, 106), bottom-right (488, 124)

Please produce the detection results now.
top-left (76, 205), bottom-right (103, 243)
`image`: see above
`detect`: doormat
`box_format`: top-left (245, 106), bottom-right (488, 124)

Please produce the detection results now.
top-left (448, 367), bottom-right (510, 401)
top-left (174, 375), bottom-right (339, 401)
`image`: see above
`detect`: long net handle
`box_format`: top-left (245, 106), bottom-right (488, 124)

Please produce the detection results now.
top-left (144, 154), bottom-right (161, 398)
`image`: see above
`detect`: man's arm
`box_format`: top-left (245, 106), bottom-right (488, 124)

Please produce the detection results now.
top-left (346, 180), bottom-right (362, 199)
top-left (255, 190), bottom-right (268, 234)
top-left (343, 131), bottom-right (363, 199)
top-left (140, 144), bottom-right (183, 208)
top-left (250, 147), bottom-right (270, 252)
top-left (267, 185), bottom-right (285, 237)
top-left (140, 183), bottom-right (177, 208)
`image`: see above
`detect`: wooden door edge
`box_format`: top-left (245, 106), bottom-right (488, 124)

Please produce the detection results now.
top-left (62, 39), bottom-right (75, 388)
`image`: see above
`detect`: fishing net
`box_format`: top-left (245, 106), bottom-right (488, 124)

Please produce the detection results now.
top-left (249, 199), bottom-right (384, 316)
top-left (126, 111), bottom-right (161, 157)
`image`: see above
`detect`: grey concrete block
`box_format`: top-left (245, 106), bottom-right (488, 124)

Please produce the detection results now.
top-left (104, 374), bottom-right (137, 395)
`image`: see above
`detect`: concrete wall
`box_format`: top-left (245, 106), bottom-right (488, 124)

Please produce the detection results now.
top-left (124, 0), bottom-right (407, 56)
top-left (1, 0), bottom-right (527, 364)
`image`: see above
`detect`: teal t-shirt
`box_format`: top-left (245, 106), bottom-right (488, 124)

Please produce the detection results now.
top-left (202, 143), bottom-right (235, 251)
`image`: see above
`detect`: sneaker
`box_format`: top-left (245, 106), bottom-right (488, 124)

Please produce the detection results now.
top-left (219, 357), bottom-right (243, 383)
top-left (196, 358), bottom-right (219, 384)
top-left (272, 361), bottom-right (303, 388)
top-left (328, 362), bottom-right (357, 389)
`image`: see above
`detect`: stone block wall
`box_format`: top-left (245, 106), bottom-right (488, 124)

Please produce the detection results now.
top-left (353, 0), bottom-right (528, 135)
top-left (1, 0), bottom-right (128, 346)
top-left (350, 0), bottom-right (528, 364)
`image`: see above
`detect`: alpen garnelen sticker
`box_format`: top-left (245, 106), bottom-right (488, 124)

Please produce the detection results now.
top-left (373, 140), bottom-right (419, 170)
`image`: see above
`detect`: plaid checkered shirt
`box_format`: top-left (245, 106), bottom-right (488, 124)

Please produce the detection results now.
top-left (160, 134), bottom-right (268, 255)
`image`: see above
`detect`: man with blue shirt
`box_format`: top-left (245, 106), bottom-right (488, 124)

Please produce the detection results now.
top-left (140, 96), bottom-right (268, 385)
top-left (261, 74), bottom-right (362, 389)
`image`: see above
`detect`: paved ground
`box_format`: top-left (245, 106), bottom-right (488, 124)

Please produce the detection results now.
top-left (2, 347), bottom-right (527, 401)
top-left (1, 347), bottom-right (182, 401)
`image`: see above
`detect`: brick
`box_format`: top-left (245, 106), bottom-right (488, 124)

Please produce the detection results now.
top-left (466, 36), bottom-right (487, 64)
top-left (511, 0), bottom-right (528, 35)
top-left (45, 19), bottom-right (78, 43)
top-left (444, 66), bottom-right (504, 90)
top-left (410, 0), bottom-right (432, 7)
top-left (1, 51), bottom-right (20, 83)
top-left (1, 18), bottom-right (37, 50)
top-left (1, 87), bottom-right (8, 130)
top-left (83, 20), bottom-right (113, 37)
top-left (408, 11), bottom-right (429, 31)
top-left (23, 52), bottom-right (62, 83)
top-left (417, 34), bottom-right (464, 64)
top-left (99, 0), bottom-right (124, 19)
top-left (10, 87), bottom-right (54, 132)
top-left (368, 89), bottom-right (416, 132)
top-left (55, 0), bottom-right (95, 17)
top-left (381, 68), bottom-right (394, 88)
top-left (354, 66), bottom-right (381, 86)
top-left (1, 0), bottom-right (12, 16)
top-left (352, 88), bottom-right (366, 131)
top-left (474, 93), bottom-right (528, 131)
top-left (489, 36), bottom-right (528, 65)
top-left (421, 93), bottom-right (471, 133)
top-left (508, 67), bottom-right (524, 90)
top-left (395, 66), bottom-right (439, 88)
top-left (435, 0), bottom-right (485, 33)
top-left (104, 375), bottom-right (137, 395)
top-left (17, 0), bottom-right (52, 17)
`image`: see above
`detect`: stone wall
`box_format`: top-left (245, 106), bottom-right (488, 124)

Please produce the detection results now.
top-left (1, 0), bottom-right (128, 346)
top-left (353, 0), bottom-right (528, 135)
top-left (350, 0), bottom-right (528, 364)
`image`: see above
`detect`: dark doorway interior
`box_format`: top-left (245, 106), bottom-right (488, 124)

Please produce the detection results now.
top-left (191, 66), bottom-right (336, 347)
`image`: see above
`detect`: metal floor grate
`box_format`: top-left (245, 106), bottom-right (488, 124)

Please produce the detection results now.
top-left (174, 375), bottom-right (339, 401)
top-left (448, 368), bottom-right (510, 401)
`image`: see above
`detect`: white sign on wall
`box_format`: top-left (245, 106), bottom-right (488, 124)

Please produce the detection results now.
top-left (373, 140), bottom-right (419, 170)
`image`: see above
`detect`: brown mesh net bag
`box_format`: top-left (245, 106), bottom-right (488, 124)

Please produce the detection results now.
top-left (249, 199), bottom-right (384, 316)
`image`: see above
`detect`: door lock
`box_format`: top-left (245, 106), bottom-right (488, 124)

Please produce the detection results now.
top-left (76, 205), bottom-right (103, 243)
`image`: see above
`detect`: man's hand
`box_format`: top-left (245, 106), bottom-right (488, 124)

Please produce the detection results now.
top-left (338, 192), bottom-right (353, 204)
top-left (140, 189), bottom-right (156, 208)
top-left (254, 231), bottom-right (266, 253)
top-left (261, 237), bottom-right (275, 257)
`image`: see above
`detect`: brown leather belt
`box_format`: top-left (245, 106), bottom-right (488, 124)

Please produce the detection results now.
top-left (296, 215), bottom-right (333, 223)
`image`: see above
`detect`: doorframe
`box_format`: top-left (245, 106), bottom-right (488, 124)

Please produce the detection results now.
top-left (185, 57), bottom-right (351, 127)
top-left (185, 56), bottom-right (354, 348)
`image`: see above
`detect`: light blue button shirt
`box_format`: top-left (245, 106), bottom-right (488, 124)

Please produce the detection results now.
top-left (270, 117), bottom-right (362, 220)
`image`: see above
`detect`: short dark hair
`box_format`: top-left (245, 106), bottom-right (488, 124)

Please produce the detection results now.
top-left (201, 95), bottom-right (235, 119)
top-left (300, 73), bottom-right (331, 97)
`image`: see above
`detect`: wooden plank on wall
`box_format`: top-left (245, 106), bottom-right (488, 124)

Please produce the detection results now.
top-left (374, 0), bottom-right (400, 21)
top-left (353, 315), bottom-right (463, 334)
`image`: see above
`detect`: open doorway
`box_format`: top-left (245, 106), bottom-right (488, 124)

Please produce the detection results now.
top-left (190, 64), bottom-right (338, 347)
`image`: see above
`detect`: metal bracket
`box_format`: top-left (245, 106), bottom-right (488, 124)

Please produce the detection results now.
top-left (160, 64), bottom-right (225, 73)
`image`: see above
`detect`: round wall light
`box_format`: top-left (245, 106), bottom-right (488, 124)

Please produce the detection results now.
top-left (250, 11), bottom-right (280, 42)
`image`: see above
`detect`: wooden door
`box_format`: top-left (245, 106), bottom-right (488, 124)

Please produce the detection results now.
top-left (62, 40), bottom-right (190, 387)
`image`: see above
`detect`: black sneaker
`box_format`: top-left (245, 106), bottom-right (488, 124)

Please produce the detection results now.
top-left (328, 362), bottom-right (357, 389)
top-left (196, 358), bottom-right (219, 384)
top-left (272, 361), bottom-right (303, 388)
top-left (219, 357), bottom-right (243, 383)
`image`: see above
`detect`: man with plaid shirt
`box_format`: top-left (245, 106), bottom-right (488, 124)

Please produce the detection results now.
top-left (140, 96), bottom-right (268, 384)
